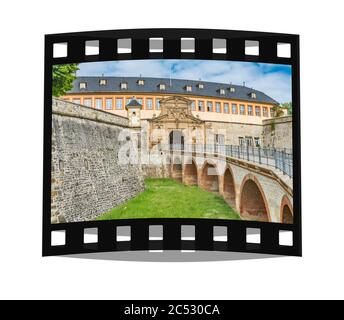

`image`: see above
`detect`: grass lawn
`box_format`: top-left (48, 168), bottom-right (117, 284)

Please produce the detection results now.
top-left (97, 178), bottom-right (241, 220)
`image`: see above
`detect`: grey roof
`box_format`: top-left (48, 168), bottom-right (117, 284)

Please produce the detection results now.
top-left (68, 76), bottom-right (279, 104)
top-left (126, 98), bottom-right (142, 107)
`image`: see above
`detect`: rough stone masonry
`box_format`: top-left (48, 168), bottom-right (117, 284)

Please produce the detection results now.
top-left (51, 99), bottom-right (144, 223)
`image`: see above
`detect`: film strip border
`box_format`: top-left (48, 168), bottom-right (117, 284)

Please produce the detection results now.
top-left (45, 219), bottom-right (300, 256)
top-left (46, 29), bottom-right (297, 65)
top-left (43, 29), bottom-right (301, 257)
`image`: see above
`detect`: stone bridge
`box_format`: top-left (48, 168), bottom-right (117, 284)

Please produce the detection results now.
top-left (160, 150), bottom-right (293, 224)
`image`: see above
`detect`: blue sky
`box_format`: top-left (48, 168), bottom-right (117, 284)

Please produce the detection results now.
top-left (76, 60), bottom-right (292, 103)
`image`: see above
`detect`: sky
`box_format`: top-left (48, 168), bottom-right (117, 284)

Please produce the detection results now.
top-left (76, 60), bottom-right (292, 103)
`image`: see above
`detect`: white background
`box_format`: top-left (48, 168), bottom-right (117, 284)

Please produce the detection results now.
top-left (1, 0), bottom-right (343, 300)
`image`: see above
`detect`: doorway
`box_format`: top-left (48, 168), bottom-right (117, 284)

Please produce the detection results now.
top-left (169, 130), bottom-right (184, 151)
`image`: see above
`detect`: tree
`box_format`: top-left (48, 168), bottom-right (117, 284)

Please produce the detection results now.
top-left (52, 64), bottom-right (79, 97)
top-left (280, 102), bottom-right (292, 115)
top-left (272, 104), bottom-right (286, 117)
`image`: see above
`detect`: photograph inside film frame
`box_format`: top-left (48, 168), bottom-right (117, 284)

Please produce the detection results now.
top-left (51, 59), bottom-right (293, 225)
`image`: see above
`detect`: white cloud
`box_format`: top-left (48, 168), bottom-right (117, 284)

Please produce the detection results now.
top-left (76, 60), bottom-right (292, 103)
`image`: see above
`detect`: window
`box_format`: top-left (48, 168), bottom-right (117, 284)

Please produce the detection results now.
top-left (215, 102), bottom-right (221, 113)
top-left (254, 137), bottom-right (261, 147)
top-left (79, 82), bottom-right (86, 89)
top-left (159, 83), bottom-right (166, 90)
top-left (239, 137), bottom-right (244, 146)
top-left (185, 85), bottom-right (192, 92)
top-left (255, 106), bottom-right (261, 116)
top-left (215, 134), bottom-right (225, 144)
top-left (247, 105), bottom-right (253, 115)
top-left (219, 88), bottom-right (226, 95)
top-left (146, 98), bottom-right (153, 110)
top-left (191, 100), bottom-right (196, 111)
top-left (229, 87), bottom-right (235, 93)
top-left (156, 99), bottom-right (161, 110)
top-left (116, 98), bottom-right (123, 110)
top-left (245, 136), bottom-right (253, 147)
top-left (83, 98), bottom-right (92, 107)
top-left (137, 98), bottom-right (143, 106)
top-left (197, 83), bottom-right (204, 89)
top-left (270, 108), bottom-right (275, 117)
top-left (262, 107), bottom-right (268, 117)
top-left (198, 100), bottom-right (204, 112)
top-left (120, 82), bottom-right (128, 89)
top-left (99, 79), bottom-right (107, 86)
top-left (105, 98), bottom-right (113, 110)
top-left (251, 92), bottom-right (257, 99)
top-left (137, 79), bottom-right (145, 86)
top-left (232, 103), bottom-right (237, 114)
top-left (240, 104), bottom-right (246, 115)
top-left (95, 98), bottom-right (102, 109)
top-left (224, 103), bottom-right (229, 113)
top-left (207, 101), bottom-right (213, 112)
top-left (72, 98), bottom-right (81, 104)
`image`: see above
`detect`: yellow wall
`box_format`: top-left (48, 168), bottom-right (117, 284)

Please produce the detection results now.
top-left (61, 92), bottom-right (277, 125)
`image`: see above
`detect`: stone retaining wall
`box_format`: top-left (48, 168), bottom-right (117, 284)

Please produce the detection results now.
top-left (51, 99), bottom-right (144, 223)
top-left (262, 116), bottom-right (292, 150)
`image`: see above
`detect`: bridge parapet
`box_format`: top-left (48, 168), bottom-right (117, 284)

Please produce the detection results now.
top-left (160, 143), bottom-right (293, 179)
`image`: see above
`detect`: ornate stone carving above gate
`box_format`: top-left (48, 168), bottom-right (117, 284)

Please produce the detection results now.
top-left (149, 96), bottom-right (204, 125)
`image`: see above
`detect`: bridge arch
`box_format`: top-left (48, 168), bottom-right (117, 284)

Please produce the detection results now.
top-left (184, 159), bottom-right (198, 186)
top-left (223, 166), bottom-right (236, 207)
top-left (200, 161), bottom-right (219, 192)
top-left (239, 174), bottom-right (271, 222)
top-left (280, 195), bottom-right (293, 224)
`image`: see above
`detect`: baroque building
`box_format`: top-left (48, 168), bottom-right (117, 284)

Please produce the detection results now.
top-left (61, 76), bottom-right (290, 150)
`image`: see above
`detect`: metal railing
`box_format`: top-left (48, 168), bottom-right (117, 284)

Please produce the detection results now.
top-left (164, 143), bottom-right (293, 178)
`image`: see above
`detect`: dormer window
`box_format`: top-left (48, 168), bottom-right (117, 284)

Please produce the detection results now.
top-left (158, 83), bottom-right (166, 90)
top-left (219, 88), bottom-right (226, 95)
top-left (79, 82), bottom-right (87, 89)
top-left (137, 79), bottom-right (145, 86)
top-left (197, 83), bottom-right (204, 89)
top-left (229, 87), bottom-right (235, 93)
top-left (120, 82), bottom-right (128, 90)
top-left (185, 85), bottom-right (192, 92)
top-left (250, 92), bottom-right (257, 99)
top-left (99, 79), bottom-right (107, 86)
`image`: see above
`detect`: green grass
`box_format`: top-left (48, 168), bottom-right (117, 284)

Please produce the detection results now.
top-left (97, 178), bottom-right (241, 221)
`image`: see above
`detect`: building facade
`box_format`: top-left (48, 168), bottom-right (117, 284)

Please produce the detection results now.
top-left (61, 76), bottom-right (289, 149)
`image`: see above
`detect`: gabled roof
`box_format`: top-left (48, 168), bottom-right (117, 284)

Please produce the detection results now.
top-left (126, 98), bottom-right (142, 108)
top-left (70, 76), bottom-right (279, 104)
